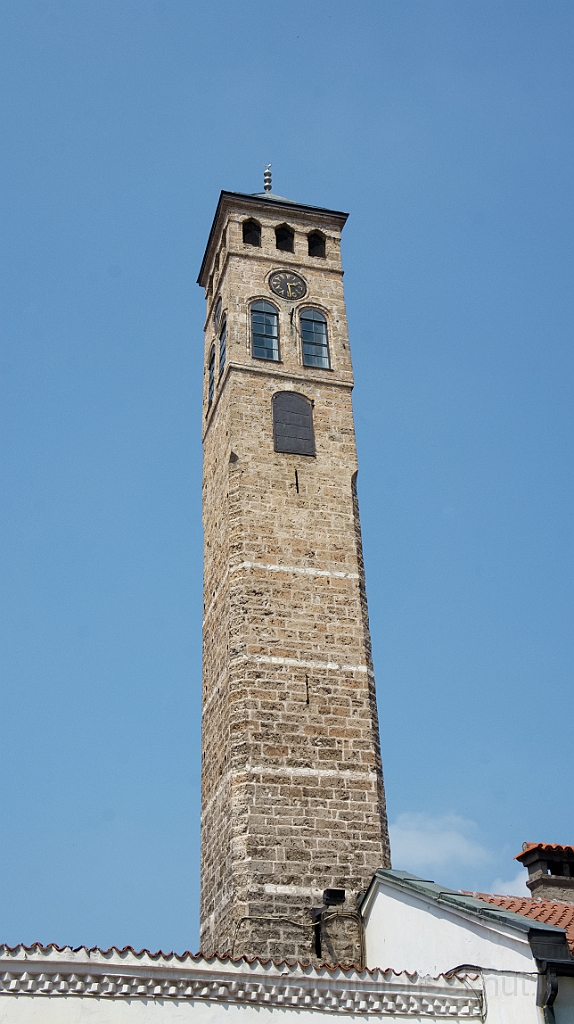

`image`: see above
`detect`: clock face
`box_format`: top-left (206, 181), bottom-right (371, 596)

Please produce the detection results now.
top-left (269, 270), bottom-right (307, 301)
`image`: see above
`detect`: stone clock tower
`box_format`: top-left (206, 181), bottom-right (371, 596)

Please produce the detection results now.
top-left (197, 174), bottom-right (390, 965)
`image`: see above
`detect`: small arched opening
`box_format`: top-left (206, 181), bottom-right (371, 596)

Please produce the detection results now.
top-left (308, 231), bottom-right (326, 258)
top-left (243, 219), bottom-right (261, 246)
top-left (275, 224), bottom-right (294, 253)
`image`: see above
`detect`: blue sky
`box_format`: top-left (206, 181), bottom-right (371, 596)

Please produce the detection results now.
top-left (1, 0), bottom-right (572, 953)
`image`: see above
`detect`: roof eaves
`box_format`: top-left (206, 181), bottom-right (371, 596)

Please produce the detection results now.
top-left (366, 869), bottom-right (566, 938)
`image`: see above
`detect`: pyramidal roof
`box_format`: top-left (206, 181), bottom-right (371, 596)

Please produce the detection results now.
top-left (250, 191), bottom-right (300, 203)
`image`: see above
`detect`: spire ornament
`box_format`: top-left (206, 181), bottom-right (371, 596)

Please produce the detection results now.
top-left (263, 164), bottom-right (272, 192)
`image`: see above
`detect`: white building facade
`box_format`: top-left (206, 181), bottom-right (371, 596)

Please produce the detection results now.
top-left (361, 869), bottom-right (574, 1024)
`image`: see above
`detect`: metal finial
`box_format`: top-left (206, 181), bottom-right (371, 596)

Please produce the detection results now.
top-left (264, 164), bottom-right (272, 192)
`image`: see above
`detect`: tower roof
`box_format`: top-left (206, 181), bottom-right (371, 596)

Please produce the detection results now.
top-left (250, 191), bottom-right (300, 203)
top-left (197, 190), bottom-right (348, 286)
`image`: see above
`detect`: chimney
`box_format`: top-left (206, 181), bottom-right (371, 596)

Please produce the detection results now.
top-left (516, 844), bottom-right (574, 901)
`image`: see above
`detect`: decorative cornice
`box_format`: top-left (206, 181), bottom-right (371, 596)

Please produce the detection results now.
top-left (0, 945), bottom-right (483, 1017)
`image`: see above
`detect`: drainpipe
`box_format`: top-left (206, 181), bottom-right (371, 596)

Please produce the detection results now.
top-left (536, 968), bottom-right (558, 1024)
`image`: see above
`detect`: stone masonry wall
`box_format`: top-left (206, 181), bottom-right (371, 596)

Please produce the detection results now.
top-left (199, 194), bottom-right (390, 966)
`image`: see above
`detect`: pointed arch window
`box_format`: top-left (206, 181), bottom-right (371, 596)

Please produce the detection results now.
top-left (214, 296), bottom-right (222, 330)
top-left (208, 345), bottom-right (215, 405)
top-left (219, 315), bottom-right (227, 375)
top-left (251, 301), bottom-right (279, 361)
top-left (308, 231), bottom-right (326, 258)
top-left (300, 308), bottom-right (330, 369)
top-left (273, 392), bottom-right (315, 456)
top-left (243, 219), bottom-right (261, 246)
top-left (275, 224), bottom-right (294, 252)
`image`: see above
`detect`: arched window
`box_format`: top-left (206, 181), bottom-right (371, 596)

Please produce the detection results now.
top-left (300, 309), bottom-right (330, 369)
top-left (219, 315), bottom-right (227, 375)
top-left (251, 301), bottom-right (279, 361)
top-left (208, 346), bottom-right (215, 405)
top-left (272, 392), bottom-right (315, 457)
top-left (275, 224), bottom-right (294, 252)
top-left (242, 219), bottom-right (261, 246)
top-left (308, 231), bottom-right (326, 258)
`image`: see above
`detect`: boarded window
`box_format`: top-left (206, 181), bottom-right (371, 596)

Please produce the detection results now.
top-left (273, 392), bottom-right (315, 457)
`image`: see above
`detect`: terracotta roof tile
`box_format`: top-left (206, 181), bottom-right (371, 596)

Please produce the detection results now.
top-left (516, 843), bottom-right (574, 861)
top-left (0, 943), bottom-right (478, 981)
top-left (467, 893), bottom-right (574, 955)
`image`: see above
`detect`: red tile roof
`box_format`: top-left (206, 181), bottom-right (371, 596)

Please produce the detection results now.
top-left (0, 943), bottom-right (479, 981)
top-left (516, 843), bottom-right (574, 861)
top-left (469, 893), bottom-right (574, 955)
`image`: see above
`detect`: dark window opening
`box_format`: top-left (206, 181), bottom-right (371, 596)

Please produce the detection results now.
top-left (308, 231), bottom-right (326, 258)
top-left (275, 224), bottom-right (294, 252)
top-left (549, 863), bottom-right (566, 876)
top-left (300, 308), bottom-right (330, 369)
top-left (243, 219), bottom-right (261, 246)
top-left (219, 315), bottom-right (227, 375)
top-left (295, 469), bottom-right (299, 493)
top-left (251, 301), bottom-right (279, 361)
top-left (214, 296), bottom-right (222, 330)
top-left (273, 391), bottom-right (315, 457)
top-left (208, 346), bottom-right (215, 406)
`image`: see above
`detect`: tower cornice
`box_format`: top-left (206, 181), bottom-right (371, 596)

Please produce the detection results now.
top-left (198, 190), bottom-right (348, 287)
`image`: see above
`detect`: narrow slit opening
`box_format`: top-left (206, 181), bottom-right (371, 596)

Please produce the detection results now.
top-left (295, 470), bottom-right (299, 493)
top-left (313, 910), bottom-right (322, 958)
